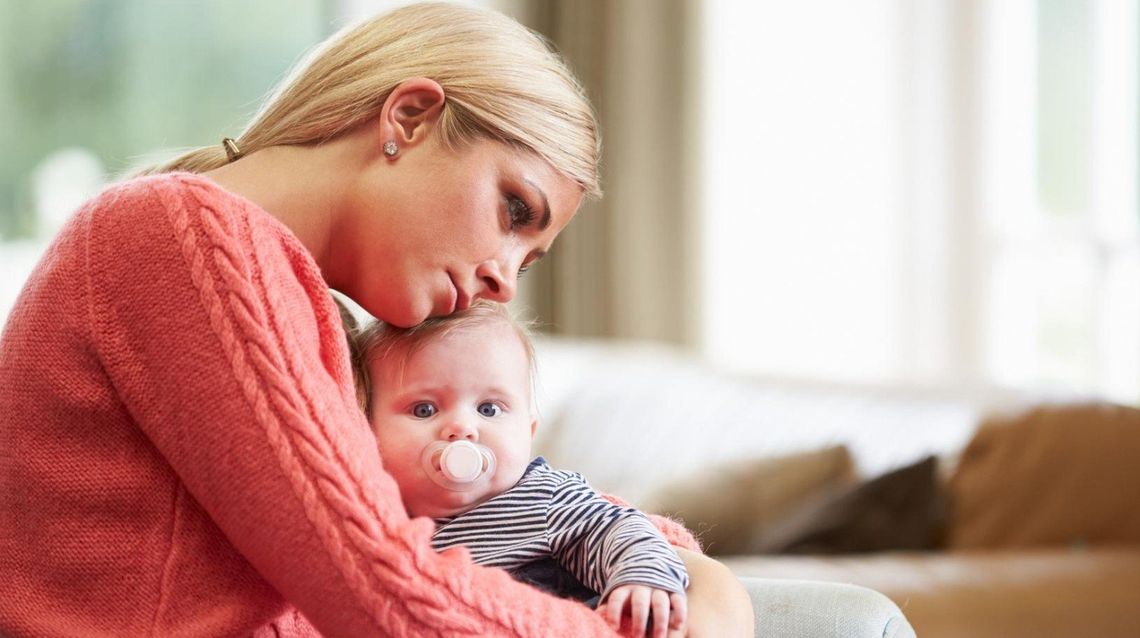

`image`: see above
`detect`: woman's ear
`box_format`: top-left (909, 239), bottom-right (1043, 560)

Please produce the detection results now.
top-left (379, 78), bottom-right (446, 150)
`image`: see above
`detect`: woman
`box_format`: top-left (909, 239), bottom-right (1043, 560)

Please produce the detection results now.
top-left (0, 3), bottom-right (751, 637)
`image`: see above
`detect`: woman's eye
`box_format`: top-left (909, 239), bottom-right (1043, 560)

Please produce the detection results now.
top-left (507, 195), bottom-right (536, 230)
top-left (477, 402), bottom-right (502, 417)
top-left (517, 263), bottom-right (531, 279)
top-left (411, 403), bottom-right (437, 418)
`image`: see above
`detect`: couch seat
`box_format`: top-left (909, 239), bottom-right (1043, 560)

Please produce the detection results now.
top-left (721, 547), bottom-right (1140, 638)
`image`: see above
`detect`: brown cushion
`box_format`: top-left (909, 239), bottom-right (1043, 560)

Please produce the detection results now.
top-left (642, 446), bottom-right (855, 555)
top-left (755, 456), bottom-right (949, 554)
top-left (949, 402), bottom-right (1140, 549)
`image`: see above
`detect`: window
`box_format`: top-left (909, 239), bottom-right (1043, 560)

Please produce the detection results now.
top-left (1, 0), bottom-right (331, 319)
top-left (700, 0), bottom-right (1139, 403)
top-left (982, 0), bottom-right (1140, 400)
top-left (0, 0), bottom-right (517, 323)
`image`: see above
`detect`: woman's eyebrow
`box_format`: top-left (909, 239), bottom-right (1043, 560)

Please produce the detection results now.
top-left (523, 178), bottom-right (552, 230)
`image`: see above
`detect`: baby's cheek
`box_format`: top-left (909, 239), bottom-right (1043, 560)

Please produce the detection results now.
top-left (387, 455), bottom-right (419, 483)
top-left (494, 459), bottom-right (528, 491)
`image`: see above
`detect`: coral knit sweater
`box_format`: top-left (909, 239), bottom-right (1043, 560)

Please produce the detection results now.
top-left (0, 173), bottom-right (699, 637)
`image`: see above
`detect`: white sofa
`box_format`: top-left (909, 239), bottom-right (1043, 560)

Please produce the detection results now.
top-left (530, 336), bottom-right (957, 637)
top-left (532, 336), bottom-right (1018, 506)
top-left (530, 336), bottom-right (1140, 638)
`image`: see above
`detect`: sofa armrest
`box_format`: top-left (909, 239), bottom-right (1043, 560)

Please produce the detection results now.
top-left (741, 578), bottom-right (915, 638)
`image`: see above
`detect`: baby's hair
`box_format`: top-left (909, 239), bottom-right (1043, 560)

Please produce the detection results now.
top-left (352, 301), bottom-right (537, 418)
top-left (333, 294), bottom-right (371, 414)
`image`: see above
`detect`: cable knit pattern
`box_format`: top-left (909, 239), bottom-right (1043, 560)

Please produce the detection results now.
top-left (0, 173), bottom-right (698, 637)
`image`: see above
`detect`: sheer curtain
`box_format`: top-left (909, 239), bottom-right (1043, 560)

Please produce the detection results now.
top-left (510, 0), bottom-right (702, 345)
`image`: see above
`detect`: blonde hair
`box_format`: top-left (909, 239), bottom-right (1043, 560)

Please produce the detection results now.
top-left (138, 2), bottom-right (601, 198)
top-left (353, 301), bottom-right (537, 418)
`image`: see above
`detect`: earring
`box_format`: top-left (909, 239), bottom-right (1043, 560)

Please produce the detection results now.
top-left (383, 140), bottom-right (399, 157)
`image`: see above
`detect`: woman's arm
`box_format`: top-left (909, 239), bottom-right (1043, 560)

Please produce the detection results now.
top-left (676, 549), bottom-right (754, 638)
top-left (88, 175), bottom-right (619, 637)
top-left (599, 485), bottom-right (749, 636)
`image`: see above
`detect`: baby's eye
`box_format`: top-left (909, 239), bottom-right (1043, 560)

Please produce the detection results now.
top-left (411, 402), bottom-right (437, 418)
top-left (477, 402), bottom-right (502, 417)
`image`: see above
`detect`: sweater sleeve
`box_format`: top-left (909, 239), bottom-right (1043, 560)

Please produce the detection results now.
top-left (85, 175), bottom-right (619, 638)
top-left (546, 473), bottom-right (690, 602)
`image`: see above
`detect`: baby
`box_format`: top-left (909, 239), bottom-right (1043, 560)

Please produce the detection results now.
top-left (351, 301), bottom-right (688, 637)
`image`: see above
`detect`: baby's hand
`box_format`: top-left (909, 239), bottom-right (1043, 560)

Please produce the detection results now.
top-left (596, 585), bottom-right (687, 638)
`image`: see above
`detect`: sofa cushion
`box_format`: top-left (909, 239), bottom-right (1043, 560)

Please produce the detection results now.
top-left (642, 446), bottom-right (855, 555)
top-left (949, 402), bottom-right (1140, 548)
top-left (756, 456), bottom-right (949, 554)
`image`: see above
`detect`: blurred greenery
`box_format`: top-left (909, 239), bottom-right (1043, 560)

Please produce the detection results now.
top-left (0, 0), bottom-right (332, 240)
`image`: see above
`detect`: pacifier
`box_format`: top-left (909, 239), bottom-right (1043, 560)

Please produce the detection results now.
top-left (421, 440), bottom-right (497, 491)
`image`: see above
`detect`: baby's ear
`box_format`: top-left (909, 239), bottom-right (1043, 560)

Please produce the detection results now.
top-left (530, 418), bottom-right (538, 437)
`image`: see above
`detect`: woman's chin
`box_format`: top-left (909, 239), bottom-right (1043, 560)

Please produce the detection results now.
top-left (385, 307), bottom-right (426, 329)
top-left (357, 295), bottom-right (429, 328)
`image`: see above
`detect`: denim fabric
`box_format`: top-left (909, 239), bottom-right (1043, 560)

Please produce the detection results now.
top-left (741, 578), bottom-right (915, 638)
top-left (511, 557), bottom-right (600, 608)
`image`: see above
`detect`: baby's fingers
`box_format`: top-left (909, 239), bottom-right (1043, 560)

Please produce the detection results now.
top-left (603, 587), bottom-right (631, 630)
top-left (629, 587), bottom-right (652, 637)
top-left (650, 590), bottom-right (671, 638)
top-left (669, 592), bottom-right (687, 630)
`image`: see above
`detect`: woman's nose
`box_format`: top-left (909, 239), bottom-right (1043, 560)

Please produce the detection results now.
top-left (475, 258), bottom-right (518, 304)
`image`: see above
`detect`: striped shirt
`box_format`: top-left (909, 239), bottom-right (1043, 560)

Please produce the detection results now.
top-left (432, 458), bottom-right (689, 601)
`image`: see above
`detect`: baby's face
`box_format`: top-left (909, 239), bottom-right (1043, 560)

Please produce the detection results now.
top-left (369, 321), bottom-right (536, 518)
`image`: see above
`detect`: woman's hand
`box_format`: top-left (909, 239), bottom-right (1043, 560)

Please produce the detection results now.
top-left (675, 548), bottom-right (754, 637)
top-left (597, 584), bottom-right (687, 638)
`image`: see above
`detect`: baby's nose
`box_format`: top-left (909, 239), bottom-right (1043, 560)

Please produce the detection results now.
top-left (441, 421), bottom-right (478, 442)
